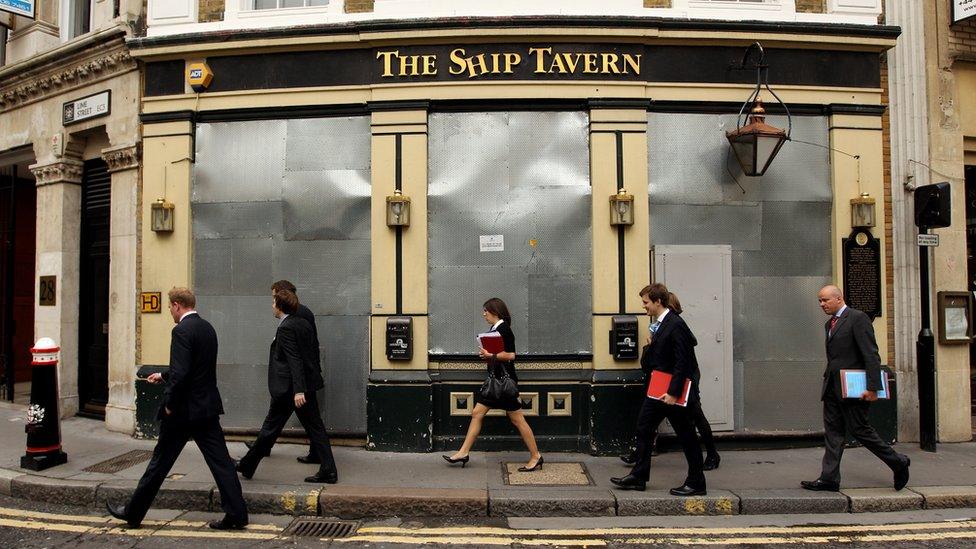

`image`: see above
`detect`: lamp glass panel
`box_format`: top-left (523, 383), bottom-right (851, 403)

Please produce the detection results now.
top-left (852, 202), bottom-right (875, 227)
top-left (755, 134), bottom-right (786, 175)
top-left (730, 136), bottom-right (757, 175)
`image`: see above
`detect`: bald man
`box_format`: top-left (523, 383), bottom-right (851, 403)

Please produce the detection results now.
top-left (801, 285), bottom-right (910, 492)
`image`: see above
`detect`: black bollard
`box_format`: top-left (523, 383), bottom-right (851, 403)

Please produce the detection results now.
top-left (21, 338), bottom-right (68, 470)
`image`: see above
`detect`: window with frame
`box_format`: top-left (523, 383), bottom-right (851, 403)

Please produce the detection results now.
top-left (0, 27), bottom-right (7, 67)
top-left (251, 0), bottom-right (329, 9)
top-left (65, 0), bottom-right (92, 39)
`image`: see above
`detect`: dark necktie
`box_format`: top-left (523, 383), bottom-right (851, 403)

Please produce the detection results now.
top-left (829, 316), bottom-right (839, 335)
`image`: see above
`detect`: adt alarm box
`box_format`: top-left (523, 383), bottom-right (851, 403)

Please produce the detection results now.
top-left (386, 316), bottom-right (412, 360)
top-left (610, 315), bottom-right (639, 360)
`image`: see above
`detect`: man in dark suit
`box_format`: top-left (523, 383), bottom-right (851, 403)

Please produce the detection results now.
top-left (246, 280), bottom-right (322, 464)
top-left (236, 289), bottom-right (338, 483)
top-left (106, 288), bottom-right (248, 530)
top-left (801, 285), bottom-right (910, 492)
top-left (611, 283), bottom-right (706, 496)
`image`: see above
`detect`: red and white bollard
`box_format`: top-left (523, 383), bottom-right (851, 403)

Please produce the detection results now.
top-left (21, 337), bottom-right (67, 471)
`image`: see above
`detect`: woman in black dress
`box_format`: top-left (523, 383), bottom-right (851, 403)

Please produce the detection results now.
top-left (443, 298), bottom-right (543, 471)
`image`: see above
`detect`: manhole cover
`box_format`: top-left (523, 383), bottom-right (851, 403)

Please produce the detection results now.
top-left (284, 518), bottom-right (358, 538)
top-left (503, 461), bottom-right (594, 486)
top-left (83, 450), bottom-right (154, 474)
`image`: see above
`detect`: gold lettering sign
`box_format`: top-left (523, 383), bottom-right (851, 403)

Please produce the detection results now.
top-left (377, 46), bottom-right (641, 79)
top-left (140, 292), bottom-right (162, 313)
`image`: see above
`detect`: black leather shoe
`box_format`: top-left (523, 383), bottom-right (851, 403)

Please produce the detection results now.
top-left (234, 459), bottom-right (254, 480)
top-left (209, 516), bottom-right (248, 530)
top-left (442, 454), bottom-right (470, 467)
top-left (106, 502), bottom-right (139, 528)
top-left (894, 457), bottom-right (910, 491)
top-left (670, 484), bottom-right (706, 496)
top-left (244, 440), bottom-right (270, 457)
top-left (619, 453), bottom-right (637, 466)
top-left (518, 456), bottom-right (544, 472)
top-left (297, 454), bottom-right (321, 464)
top-left (610, 474), bottom-right (646, 491)
top-left (703, 453), bottom-right (721, 471)
top-left (800, 479), bottom-right (840, 492)
top-left (305, 471), bottom-right (338, 484)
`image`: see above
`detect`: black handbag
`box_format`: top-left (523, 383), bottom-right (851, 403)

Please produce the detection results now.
top-left (479, 360), bottom-right (518, 403)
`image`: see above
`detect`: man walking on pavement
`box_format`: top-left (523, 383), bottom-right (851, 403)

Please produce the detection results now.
top-left (236, 289), bottom-right (338, 483)
top-left (801, 285), bottom-right (910, 492)
top-left (245, 280), bottom-right (322, 464)
top-left (610, 283), bottom-right (706, 496)
top-left (107, 288), bottom-right (248, 530)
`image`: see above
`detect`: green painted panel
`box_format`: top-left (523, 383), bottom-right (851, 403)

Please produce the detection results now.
top-left (367, 383), bottom-right (433, 452)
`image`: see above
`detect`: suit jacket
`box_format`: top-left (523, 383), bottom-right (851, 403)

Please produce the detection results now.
top-left (160, 313), bottom-right (224, 421)
top-left (639, 311), bottom-right (701, 399)
top-left (821, 306), bottom-right (882, 400)
top-left (268, 315), bottom-right (325, 399)
top-left (295, 303), bottom-right (321, 372)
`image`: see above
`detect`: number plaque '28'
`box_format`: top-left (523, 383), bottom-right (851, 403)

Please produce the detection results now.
top-left (39, 276), bottom-right (56, 306)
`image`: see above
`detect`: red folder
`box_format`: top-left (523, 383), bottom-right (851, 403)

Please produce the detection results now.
top-left (646, 370), bottom-right (692, 407)
top-left (478, 332), bottom-right (505, 354)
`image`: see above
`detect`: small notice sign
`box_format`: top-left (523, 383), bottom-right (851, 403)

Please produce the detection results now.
top-left (140, 292), bottom-right (162, 313)
top-left (917, 234), bottom-right (940, 247)
top-left (954, 0), bottom-right (976, 23)
top-left (480, 235), bottom-right (504, 252)
top-left (0, 0), bottom-right (35, 19)
top-left (63, 90), bottom-right (110, 125)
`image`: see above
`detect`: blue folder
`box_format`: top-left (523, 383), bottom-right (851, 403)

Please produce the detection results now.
top-left (840, 369), bottom-right (889, 399)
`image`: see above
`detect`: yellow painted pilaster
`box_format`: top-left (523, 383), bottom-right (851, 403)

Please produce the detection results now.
top-left (140, 121), bottom-right (194, 366)
top-left (590, 107), bottom-right (651, 370)
top-left (370, 108), bottom-right (429, 370)
top-left (828, 113), bottom-right (889, 364)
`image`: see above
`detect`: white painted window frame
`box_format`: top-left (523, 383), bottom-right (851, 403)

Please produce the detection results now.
top-left (143, 0), bottom-right (883, 37)
top-left (59, 0), bottom-right (94, 42)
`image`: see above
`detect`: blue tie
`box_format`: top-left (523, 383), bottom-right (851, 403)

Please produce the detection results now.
top-left (650, 321), bottom-right (661, 334)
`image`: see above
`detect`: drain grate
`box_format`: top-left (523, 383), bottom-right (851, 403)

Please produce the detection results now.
top-left (83, 450), bottom-right (154, 474)
top-left (284, 518), bottom-right (358, 538)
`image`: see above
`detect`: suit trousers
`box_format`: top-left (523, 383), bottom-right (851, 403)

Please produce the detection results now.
top-left (630, 396), bottom-right (706, 488)
top-left (128, 415), bottom-right (247, 525)
top-left (239, 391), bottom-right (337, 476)
top-left (820, 393), bottom-right (907, 484)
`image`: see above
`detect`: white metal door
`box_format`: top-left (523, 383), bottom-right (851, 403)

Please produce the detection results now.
top-left (652, 245), bottom-right (733, 431)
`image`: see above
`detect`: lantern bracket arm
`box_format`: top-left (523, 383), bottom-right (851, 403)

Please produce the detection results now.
top-left (729, 41), bottom-right (792, 139)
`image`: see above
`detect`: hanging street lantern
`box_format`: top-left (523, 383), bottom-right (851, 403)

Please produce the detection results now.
top-left (726, 42), bottom-right (792, 177)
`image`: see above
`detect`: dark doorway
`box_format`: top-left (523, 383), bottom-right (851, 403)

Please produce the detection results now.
top-left (966, 165), bottom-right (976, 435)
top-left (78, 158), bottom-right (111, 416)
top-left (0, 166), bottom-right (36, 402)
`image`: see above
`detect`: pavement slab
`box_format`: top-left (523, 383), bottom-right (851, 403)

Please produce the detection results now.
top-left (489, 488), bottom-right (615, 517)
top-left (319, 486), bottom-right (487, 519)
top-left (0, 468), bottom-right (21, 496)
top-left (615, 489), bottom-right (739, 516)
top-left (733, 488), bottom-right (849, 514)
top-left (10, 474), bottom-right (100, 506)
top-left (96, 479), bottom-right (214, 512)
top-left (843, 487), bottom-right (924, 513)
top-left (913, 486), bottom-right (976, 509)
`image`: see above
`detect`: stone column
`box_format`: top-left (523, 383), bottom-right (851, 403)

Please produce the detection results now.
top-left (30, 158), bottom-right (83, 418)
top-left (102, 143), bottom-right (140, 434)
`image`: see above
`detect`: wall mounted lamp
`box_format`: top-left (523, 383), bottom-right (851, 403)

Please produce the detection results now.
top-left (850, 192), bottom-right (876, 229)
top-left (609, 188), bottom-right (634, 226)
top-left (151, 198), bottom-right (175, 232)
top-left (726, 42), bottom-right (792, 177)
top-left (386, 189), bottom-right (411, 227)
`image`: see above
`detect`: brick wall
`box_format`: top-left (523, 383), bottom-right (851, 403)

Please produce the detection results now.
top-left (796, 0), bottom-right (825, 13)
top-left (199, 0), bottom-right (224, 23)
top-left (345, 0), bottom-right (375, 13)
top-left (881, 51), bottom-right (895, 368)
top-left (644, 0), bottom-right (671, 8)
top-left (949, 18), bottom-right (976, 59)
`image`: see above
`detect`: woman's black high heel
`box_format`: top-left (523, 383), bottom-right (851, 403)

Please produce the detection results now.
top-left (442, 454), bottom-right (470, 468)
top-left (518, 455), bottom-right (544, 472)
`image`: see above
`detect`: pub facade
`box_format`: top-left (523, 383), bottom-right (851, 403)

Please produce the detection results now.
top-left (129, 0), bottom-right (900, 451)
